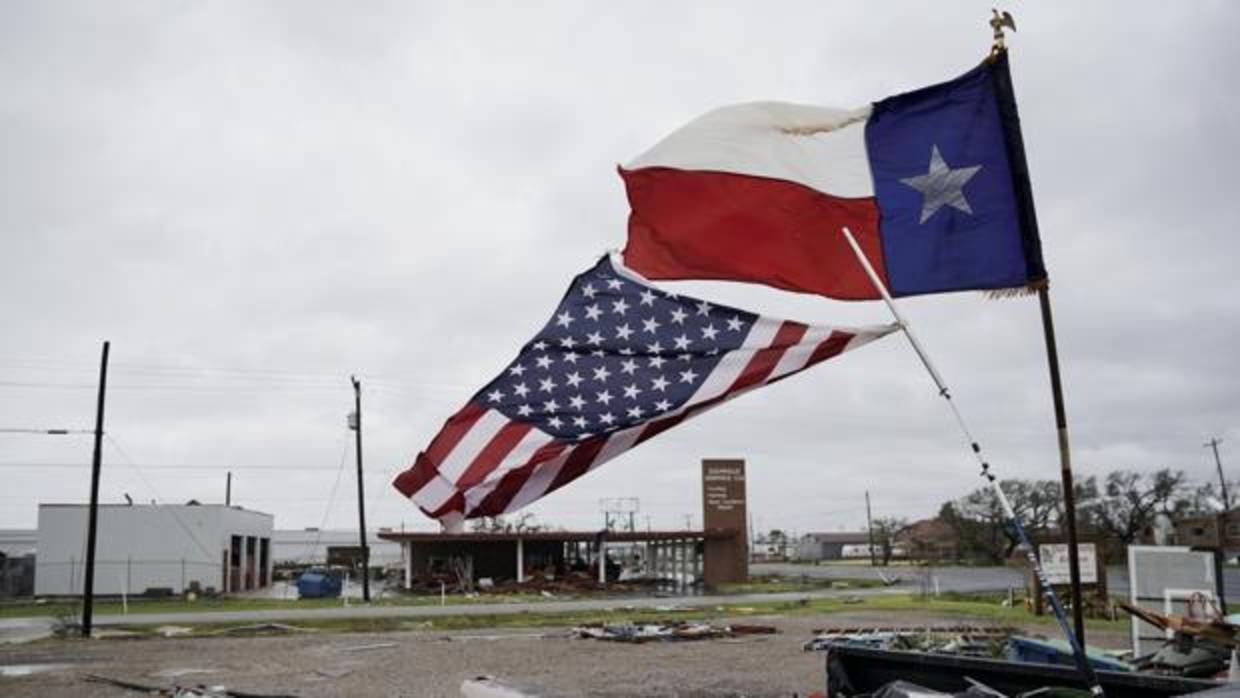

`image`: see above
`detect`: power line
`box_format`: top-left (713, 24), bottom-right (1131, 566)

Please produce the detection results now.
top-left (0, 427), bottom-right (94, 435)
top-left (0, 462), bottom-right (358, 471)
top-left (102, 434), bottom-right (218, 565)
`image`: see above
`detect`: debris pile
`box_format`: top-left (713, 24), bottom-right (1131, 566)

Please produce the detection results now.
top-left (84, 674), bottom-right (301, 698)
top-left (572, 620), bottom-right (777, 643)
top-left (1118, 601), bottom-right (1240, 678)
top-left (803, 624), bottom-right (1018, 657)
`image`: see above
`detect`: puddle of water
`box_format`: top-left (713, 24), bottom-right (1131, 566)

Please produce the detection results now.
top-left (0, 663), bottom-right (72, 678)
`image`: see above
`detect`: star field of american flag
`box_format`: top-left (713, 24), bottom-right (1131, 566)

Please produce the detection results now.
top-left (393, 254), bottom-right (895, 524)
top-left (476, 257), bottom-right (757, 440)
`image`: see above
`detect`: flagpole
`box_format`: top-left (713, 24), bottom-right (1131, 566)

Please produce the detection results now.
top-left (841, 227), bottom-right (1104, 696)
top-left (987, 20), bottom-right (1089, 644)
top-left (1037, 286), bottom-right (1087, 644)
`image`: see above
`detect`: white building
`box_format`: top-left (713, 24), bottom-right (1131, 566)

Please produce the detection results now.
top-left (35, 503), bottom-right (273, 596)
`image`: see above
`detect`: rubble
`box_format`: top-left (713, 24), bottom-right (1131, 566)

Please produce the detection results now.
top-left (803, 624), bottom-right (1018, 655)
top-left (208, 623), bottom-right (309, 637)
top-left (84, 674), bottom-right (303, 697)
top-left (571, 620), bottom-right (778, 643)
top-left (338, 641), bottom-right (397, 652)
top-left (1118, 601), bottom-right (1240, 647)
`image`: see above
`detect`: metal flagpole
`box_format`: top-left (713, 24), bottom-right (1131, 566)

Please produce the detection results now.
top-left (841, 228), bottom-right (1104, 695)
top-left (989, 11), bottom-right (1089, 643)
top-left (1038, 286), bottom-right (1087, 644)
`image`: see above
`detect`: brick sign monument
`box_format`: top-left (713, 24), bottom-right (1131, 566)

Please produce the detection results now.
top-left (701, 458), bottom-right (748, 587)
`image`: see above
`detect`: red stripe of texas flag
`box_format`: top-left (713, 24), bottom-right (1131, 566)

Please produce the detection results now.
top-left (620, 167), bottom-right (888, 300)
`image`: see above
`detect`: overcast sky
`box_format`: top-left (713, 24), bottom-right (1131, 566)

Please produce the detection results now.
top-left (2, 2), bottom-right (1237, 536)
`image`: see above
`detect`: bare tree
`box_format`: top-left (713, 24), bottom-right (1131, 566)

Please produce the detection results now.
top-left (948, 480), bottom-right (1062, 562)
top-left (870, 517), bottom-right (908, 566)
top-left (1091, 469), bottom-right (1187, 544)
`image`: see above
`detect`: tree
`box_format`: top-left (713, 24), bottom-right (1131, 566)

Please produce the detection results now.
top-left (945, 479), bottom-right (1063, 562)
top-left (1090, 468), bottom-right (1187, 544)
top-left (1181, 481), bottom-right (1240, 517)
top-left (870, 517), bottom-right (908, 566)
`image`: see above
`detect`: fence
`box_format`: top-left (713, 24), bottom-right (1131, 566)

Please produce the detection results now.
top-left (34, 557), bottom-right (222, 596)
top-left (1, 556), bottom-right (35, 597)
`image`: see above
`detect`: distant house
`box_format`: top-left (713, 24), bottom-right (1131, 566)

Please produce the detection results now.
top-left (798, 532), bottom-right (873, 561)
top-left (1169, 511), bottom-right (1240, 552)
top-left (899, 518), bottom-right (960, 562)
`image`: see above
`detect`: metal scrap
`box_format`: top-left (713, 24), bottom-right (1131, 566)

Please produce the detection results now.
top-left (84, 674), bottom-right (303, 697)
top-left (803, 624), bottom-right (1017, 656)
top-left (1118, 601), bottom-right (1240, 647)
top-left (572, 620), bottom-right (777, 643)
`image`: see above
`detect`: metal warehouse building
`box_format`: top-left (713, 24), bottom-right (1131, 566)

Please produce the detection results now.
top-left (35, 503), bottom-right (273, 596)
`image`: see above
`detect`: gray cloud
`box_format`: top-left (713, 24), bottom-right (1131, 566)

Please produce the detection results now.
top-left (2, 2), bottom-right (1237, 535)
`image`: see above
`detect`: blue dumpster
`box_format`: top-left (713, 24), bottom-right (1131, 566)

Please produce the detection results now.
top-left (296, 569), bottom-right (343, 599)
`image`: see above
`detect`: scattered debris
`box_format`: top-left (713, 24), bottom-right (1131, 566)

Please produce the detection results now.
top-left (1118, 601), bottom-right (1240, 647)
top-left (210, 623), bottom-right (309, 637)
top-left (1117, 601), bottom-right (1238, 677)
top-left (339, 641), bottom-right (398, 652)
top-left (876, 571), bottom-right (901, 587)
top-left (461, 675), bottom-right (572, 698)
top-left (156, 626), bottom-right (194, 638)
top-left (84, 674), bottom-right (303, 698)
top-left (572, 620), bottom-right (777, 643)
top-left (91, 628), bottom-right (142, 640)
top-left (151, 668), bottom-right (221, 679)
top-left (0, 663), bottom-right (73, 678)
top-left (312, 668), bottom-right (353, 680)
top-left (804, 624), bottom-right (1018, 656)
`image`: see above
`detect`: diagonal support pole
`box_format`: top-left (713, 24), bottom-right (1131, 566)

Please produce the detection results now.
top-left (840, 227), bottom-right (1104, 696)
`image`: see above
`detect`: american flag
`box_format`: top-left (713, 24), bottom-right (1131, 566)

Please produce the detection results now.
top-left (393, 255), bottom-right (896, 528)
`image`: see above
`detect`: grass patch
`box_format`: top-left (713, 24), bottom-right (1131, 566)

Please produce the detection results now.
top-left (95, 593), bottom-right (1127, 639)
top-left (717, 574), bottom-right (883, 594)
top-left (0, 592), bottom-right (562, 619)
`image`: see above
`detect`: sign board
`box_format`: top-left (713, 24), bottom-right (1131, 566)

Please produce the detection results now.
top-left (703, 461), bottom-right (746, 521)
top-left (326, 545), bottom-right (366, 568)
top-left (701, 459), bottom-right (747, 587)
top-left (1039, 543), bottom-right (1098, 584)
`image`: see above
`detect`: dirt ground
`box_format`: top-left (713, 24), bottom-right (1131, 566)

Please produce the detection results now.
top-left (0, 612), bottom-right (1130, 698)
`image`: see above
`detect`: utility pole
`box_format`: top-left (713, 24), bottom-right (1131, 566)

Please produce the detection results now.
top-left (225, 471), bottom-right (232, 507)
top-left (349, 376), bottom-right (370, 602)
top-left (82, 341), bottom-right (110, 638)
top-left (865, 490), bottom-right (876, 567)
top-left (1206, 438), bottom-right (1230, 511)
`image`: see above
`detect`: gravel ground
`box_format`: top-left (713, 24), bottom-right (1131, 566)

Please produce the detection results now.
top-left (0, 612), bottom-right (1130, 698)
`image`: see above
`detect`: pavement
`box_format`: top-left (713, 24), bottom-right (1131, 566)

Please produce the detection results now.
top-left (0, 618), bottom-right (57, 645)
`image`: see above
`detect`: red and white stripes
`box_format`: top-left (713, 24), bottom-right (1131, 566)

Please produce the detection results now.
top-left (393, 314), bottom-right (895, 529)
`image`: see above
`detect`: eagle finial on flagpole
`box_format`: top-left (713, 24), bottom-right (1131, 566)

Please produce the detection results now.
top-left (990, 8), bottom-right (1016, 56)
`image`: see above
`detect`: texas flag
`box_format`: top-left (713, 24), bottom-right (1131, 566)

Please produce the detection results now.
top-left (621, 51), bottom-right (1045, 300)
